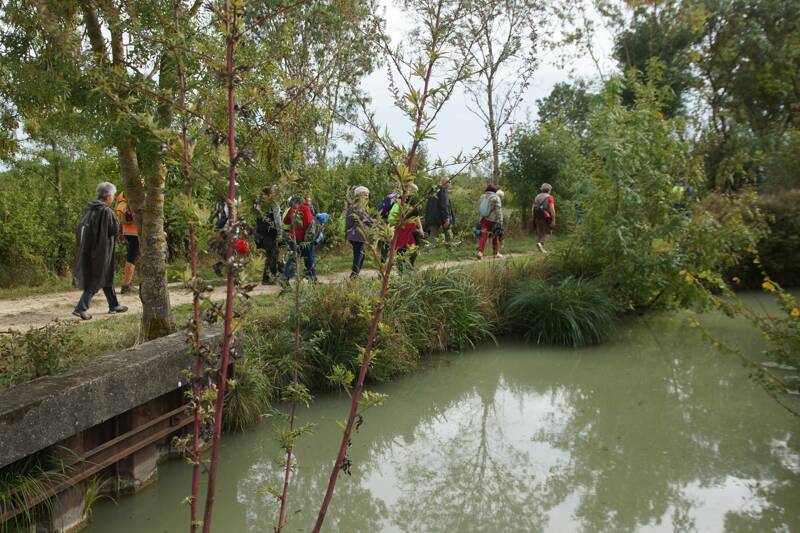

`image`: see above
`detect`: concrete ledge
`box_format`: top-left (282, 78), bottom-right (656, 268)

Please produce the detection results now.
top-left (0, 329), bottom-right (221, 468)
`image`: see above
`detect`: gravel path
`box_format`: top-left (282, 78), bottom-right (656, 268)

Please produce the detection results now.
top-left (0, 253), bottom-right (530, 333)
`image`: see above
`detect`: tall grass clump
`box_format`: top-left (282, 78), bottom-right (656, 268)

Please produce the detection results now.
top-left (222, 357), bottom-right (271, 432)
top-left (386, 268), bottom-right (495, 352)
top-left (301, 280), bottom-right (418, 385)
top-left (505, 277), bottom-right (618, 347)
top-left (0, 454), bottom-right (65, 532)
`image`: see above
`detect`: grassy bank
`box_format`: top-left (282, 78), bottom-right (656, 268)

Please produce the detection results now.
top-left (1, 234), bottom-right (623, 437)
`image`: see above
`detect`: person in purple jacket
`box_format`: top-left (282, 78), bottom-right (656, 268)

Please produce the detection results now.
top-left (345, 186), bottom-right (375, 279)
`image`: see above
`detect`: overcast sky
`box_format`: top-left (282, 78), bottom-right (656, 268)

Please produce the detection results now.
top-left (335, 2), bottom-right (616, 164)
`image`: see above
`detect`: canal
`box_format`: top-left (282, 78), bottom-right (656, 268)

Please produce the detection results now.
top-left (89, 302), bottom-right (800, 532)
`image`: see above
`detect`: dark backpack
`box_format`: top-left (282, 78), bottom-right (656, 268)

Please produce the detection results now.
top-left (378, 193), bottom-right (398, 220)
top-left (304, 218), bottom-right (324, 244)
top-left (533, 193), bottom-right (551, 221)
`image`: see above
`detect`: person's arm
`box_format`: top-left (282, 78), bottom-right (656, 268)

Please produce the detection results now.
top-left (549, 196), bottom-right (556, 226)
top-left (107, 207), bottom-right (121, 236)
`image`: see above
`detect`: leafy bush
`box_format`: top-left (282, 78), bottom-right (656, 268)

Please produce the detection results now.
top-left (0, 324), bottom-right (85, 390)
top-left (504, 277), bottom-right (618, 347)
top-left (730, 190), bottom-right (800, 288)
top-left (565, 75), bottom-right (763, 310)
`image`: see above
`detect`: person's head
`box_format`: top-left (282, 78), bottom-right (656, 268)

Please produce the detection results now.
top-left (304, 194), bottom-right (313, 205)
top-left (496, 190), bottom-right (505, 201)
top-left (96, 182), bottom-right (117, 205)
top-left (405, 182), bottom-right (419, 197)
top-left (288, 195), bottom-right (301, 207)
top-left (261, 185), bottom-right (276, 200)
top-left (484, 184), bottom-right (498, 193)
top-left (439, 176), bottom-right (451, 188)
top-left (353, 186), bottom-right (370, 204)
top-left (540, 183), bottom-right (553, 194)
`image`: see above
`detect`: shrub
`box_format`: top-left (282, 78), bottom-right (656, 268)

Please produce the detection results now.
top-left (0, 324), bottom-right (85, 391)
top-left (222, 357), bottom-right (271, 432)
top-left (299, 280), bottom-right (418, 386)
top-left (730, 190), bottom-right (800, 288)
top-left (504, 277), bottom-right (618, 347)
top-left (386, 267), bottom-right (495, 353)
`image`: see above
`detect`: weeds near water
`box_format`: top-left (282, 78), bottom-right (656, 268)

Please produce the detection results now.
top-left (0, 454), bottom-right (66, 533)
top-left (222, 357), bottom-right (272, 433)
top-left (505, 277), bottom-right (618, 347)
top-left (82, 476), bottom-right (114, 521)
top-left (387, 268), bottom-right (495, 352)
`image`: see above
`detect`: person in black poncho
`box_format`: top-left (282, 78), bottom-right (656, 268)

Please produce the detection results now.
top-left (72, 182), bottom-right (128, 320)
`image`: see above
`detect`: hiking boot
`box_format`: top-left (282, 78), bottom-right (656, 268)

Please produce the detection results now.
top-left (476, 251), bottom-right (483, 260)
top-left (495, 253), bottom-right (505, 259)
top-left (72, 310), bottom-right (93, 321)
top-left (537, 242), bottom-right (547, 253)
top-left (108, 305), bottom-right (128, 314)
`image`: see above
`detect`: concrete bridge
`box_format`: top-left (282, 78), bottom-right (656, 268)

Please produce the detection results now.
top-left (0, 329), bottom-right (222, 532)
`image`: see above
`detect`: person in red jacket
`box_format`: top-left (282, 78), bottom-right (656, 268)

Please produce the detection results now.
top-left (282, 196), bottom-right (317, 282)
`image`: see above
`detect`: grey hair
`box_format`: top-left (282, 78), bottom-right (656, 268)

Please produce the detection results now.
top-left (406, 182), bottom-right (419, 193)
top-left (540, 183), bottom-right (552, 193)
top-left (353, 186), bottom-right (370, 197)
top-left (96, 182), bottom-right (117, 200)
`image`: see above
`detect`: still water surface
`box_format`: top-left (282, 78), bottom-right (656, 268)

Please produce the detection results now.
top-left (90, 307), bottom-right (800, 532)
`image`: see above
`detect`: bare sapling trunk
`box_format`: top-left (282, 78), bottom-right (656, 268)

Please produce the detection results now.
top-left (312, 3), bottom-right (463, 529)
top-left (171, 2), bottom-right (203, 530)
top-left (276, 238), bottom-right (302, 532)
top-left (311, 219), bottom-right (402, 533)
top-left (202, 1), bottom-right (239, 529)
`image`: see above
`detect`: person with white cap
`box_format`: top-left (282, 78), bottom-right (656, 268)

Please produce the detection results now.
top-left (345, 186), bottom-right (374, 278)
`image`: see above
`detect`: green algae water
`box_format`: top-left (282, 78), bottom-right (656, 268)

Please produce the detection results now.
top-left (89, 304), bottom-right (800, 532)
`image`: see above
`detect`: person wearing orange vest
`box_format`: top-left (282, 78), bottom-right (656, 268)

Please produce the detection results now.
top-left (115, 192), bottom-right (139, 294)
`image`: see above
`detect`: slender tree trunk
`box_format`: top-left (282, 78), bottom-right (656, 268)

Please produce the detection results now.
top-left (276, 279), bottom-right (301, 532)
top-left (81, 0), bottom-right (175, 339)
top-left (171, 2), bottom-right (202, 529)
top-left (486, 76), bottom-right (500, 184)
top-left (202, 3), bottom-right (238, 528)
top-left (50, 139), bottom-right (68, 276)
top-left (136, 50), bottom-right (178, 340)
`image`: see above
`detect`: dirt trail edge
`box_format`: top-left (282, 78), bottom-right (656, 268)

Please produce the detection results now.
top-left (0, 253), bottom-right (532, 333)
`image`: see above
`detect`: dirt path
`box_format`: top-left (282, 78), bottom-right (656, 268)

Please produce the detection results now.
top-left (0, 253), bottom-right (531, 333)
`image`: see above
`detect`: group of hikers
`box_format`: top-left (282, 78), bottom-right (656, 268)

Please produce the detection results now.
top-left (253, 178), bottom-right (557, 283)
top-left (70, 179), bottom-right (556, 319)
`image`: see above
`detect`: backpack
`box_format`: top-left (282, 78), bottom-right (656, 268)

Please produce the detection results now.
top-left (304, 218), bottom-right (323, 244)
top-left (305, 212), bottom-right (329, 244)
top-left (533, 193), bottom-right (551, 220)
top-left (479, 196), bottom-right (492, 218)
top-left (378, 193), bottom-right (398, 220)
